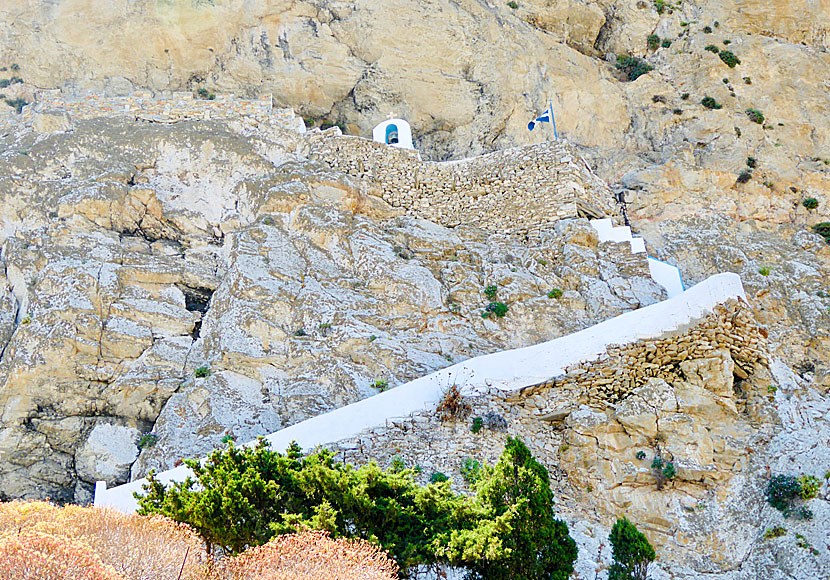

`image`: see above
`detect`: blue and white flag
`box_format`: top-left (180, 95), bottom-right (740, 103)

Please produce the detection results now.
top-left (527, 107), bottom-right (552, 131)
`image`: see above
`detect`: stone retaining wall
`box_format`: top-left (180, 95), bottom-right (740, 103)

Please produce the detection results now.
top-left (328, 298), bottom-right (766, 489)
top-left (308, 131), bottom-right (621, 237)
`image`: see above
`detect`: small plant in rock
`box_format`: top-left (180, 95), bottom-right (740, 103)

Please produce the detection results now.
top-left (802, 198), bottom-right (819, 210)
top-left (797, 474), bottom-right (821, 500)
top-left (137, 432), bottom-right (159, 449)
top-left (813, 222), bottom-right (830, 244)
top-left (484, 284), bottom-right (498, 301)
top-left (471, 416), bottom-right (484, 434)
top-left (767, 384), bottom-right (778, 394)
top-left (746, 156), bottom-right (757, 168)
top-left (371, 379), bottom-right (389, 392)
top-left (661, 39), bottom-right (671, 48)
top-left (647, 34), bottom-right (660, 50)
top-left (436, 384), bottom-right (472, 420)
top-left (758, 266), bottom-right (770, 276)
top-left (765, 474), bottom-right (819, 518)
top-left (651, 457), bottom-right (676, 489)
top-left (723, 39), bottom-right (732, 45)
top-left (429, 471), bottom-right (449, 483)
top-left (194, 366), bottom-right (211, 378)
top-left (703, 25), bottom-right (713, 33)
top-left (293, 328), bottom-right (307, 337)
top-left (763, 526), bottom-right (786, 540)
top-left (743, 76), bottom-right (752, 84)
top-left (3, 97), bottom-right (28, 113)
top-left (608, 517), bottom-right (656, 580)
top-left (318, 322), bottom-right (332, 331)
top-left (701, 96), bottom-right (722, 110)
top-left (681, 92), bottom-right (690, 100)
top-left (652, 94), bottom-right (667, 103)
top-left (390, 455), bottom-right (406, 472)
top-left (548, 288), bottom-right (564, 299)
top-left (616, 55), bottom-right (654, 81)
top-left (652, 0), bottom-right (667, 14)
top-left (20, 315), bottom-right (31, 325)
top-left (704, 44), bottom-right (720, 53)
top-left (636, 451), bottom-right (647, 460)
top-left (795, 533), bottom-right (820, 555)
top-left (737, 169), bottom-right (753, 184)
top-left (507, 0), bottom-right (519, 8)
top-left (483, 410), bottom-right (508, 431)
top-left (369, 334), bottom-right (377, 342)
top-left (746, 108), bottom-right (765, 124)
top-left (461, 457), bottom-right (482, 484)
top-left (719, 50), bottom-right (741, 67)
top-left (482, 301), bottom-right (509, 318)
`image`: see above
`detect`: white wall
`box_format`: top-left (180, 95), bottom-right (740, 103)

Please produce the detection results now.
top-left (372, 119), bottom-right (414, 149)
top-left (95, 273), bottom-right (745, 513)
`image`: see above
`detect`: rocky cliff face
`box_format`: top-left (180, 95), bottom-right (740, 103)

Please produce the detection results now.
top-left (0, 113), bottom-right (663, 503)
top-left (1, 0), bottom-right (829, 577)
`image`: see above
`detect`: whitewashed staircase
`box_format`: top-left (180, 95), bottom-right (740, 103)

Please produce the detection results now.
top-left (590, 218), bottom-right (684, 298)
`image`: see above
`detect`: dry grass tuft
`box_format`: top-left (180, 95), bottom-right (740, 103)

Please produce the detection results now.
top-left (220, 531), bottom-right (399, 580)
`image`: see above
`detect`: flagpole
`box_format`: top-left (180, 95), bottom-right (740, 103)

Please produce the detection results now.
top-left (549, 100), bottom-right (558, 141)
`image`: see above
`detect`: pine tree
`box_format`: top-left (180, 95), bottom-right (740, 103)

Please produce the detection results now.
top-left (441, 437), bottom-right (578, 580)
top-left (608, 517), bottom-right (656, 580)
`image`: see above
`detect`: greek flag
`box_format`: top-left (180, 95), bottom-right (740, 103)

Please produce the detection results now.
top-left (527, 107), bottom-right (552, 131)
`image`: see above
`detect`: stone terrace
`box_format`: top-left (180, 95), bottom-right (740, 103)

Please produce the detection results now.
top-left (308, 130), bottom-right (621, 238)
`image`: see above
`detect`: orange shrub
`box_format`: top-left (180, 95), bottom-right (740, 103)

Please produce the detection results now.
top-left (0, 501), bottom-right (210, 580)
top-left (0, 531), bottom-right (125, 580)
top-left (221, 531), bottom-right (399, 580)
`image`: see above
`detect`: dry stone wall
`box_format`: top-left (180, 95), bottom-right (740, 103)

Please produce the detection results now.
top-left (308, 131), bottom-right (621, 237)
top-left (327, 298), bottom-right (767, 487)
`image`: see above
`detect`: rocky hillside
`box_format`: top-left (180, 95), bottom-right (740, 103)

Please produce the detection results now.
top-left (0, 0), bottom-right (829, 578)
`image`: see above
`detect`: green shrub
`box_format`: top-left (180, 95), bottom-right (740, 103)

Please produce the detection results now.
top-left (371, 379), bottom-right (389, 392)
top-left (194, 365), bottom-right (211, 378)
top-left (507, 0), bottom-right (518, 8)
top-left (746, 156), bottom-right (757, 168)
top-left (647, 34), bottom-right (660, 50)
top-left (650, 457), bottom-right (676, 489)
top-left (744, 76), bottom-right (752, 84)
top-left (442, 437), bottom-right (578, 580)
top-left (483, 301), bottom-right (508, 318)
top-left (608, 517), bottom-right (656, 580)
top-left (616, 55), bottom-right (654, 81)
top-left (765, 474), bottom-right (804, 515)
top-left (3, 97), bottom-right (27, 113)
top-left (137, 432), bottom-right (159, 449)
top-left (653, 0), bottom-right (667, 14)
top-left (701, 96), bottom-right (722, 110)
top-left (221, 434), bottom-right (235, 445)
top-left (390, 455), bottom-right (406, 471)
top-left (758, 266), bottom-right (770, 276)
top-left (471, 416), bottom-right (484, 434)
top-left (746, 108), bottom-right (765, 124)
top-left (737, 169), bottom-right (753, 184)
top-left (704, 44), bottom-right (720, 54)
top-left (723, 39), bottom-right (732, 45)
top-left (635, 451), bottom-right (646, 460)
top-left (797, 474), bottom-right (821, 500)
top-left (661, 39), bottom-right (671, 48)
top-left (813, 222), bottom-right (830, 244)
top-left (719, 50), bottom-right (741, 67)
top-left (802, 198), bottom-right (819, 210)
top-left (430, 471), bottom-right (449, 483)
top-left (548, 288), bottom-right (564, 299)
top-left (703, 25), bottom-right (713, 33)
top-left (484, 284), bottom-right (498, 301)
top-left (763, 526), bottom-right (786, 540)
top-left (460, 457), bottom-right (482, 484)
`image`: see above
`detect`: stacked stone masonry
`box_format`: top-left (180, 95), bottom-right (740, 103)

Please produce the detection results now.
top-left (308, 131), bottom-right (620, 237)
top-left (8, 90), bottom-right (295, 127)
top-left (325, 298), bottom-right (766, 491)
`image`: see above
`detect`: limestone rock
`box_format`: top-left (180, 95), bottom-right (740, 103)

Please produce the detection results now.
top-left (75, 423), bottom-right (140, 483)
